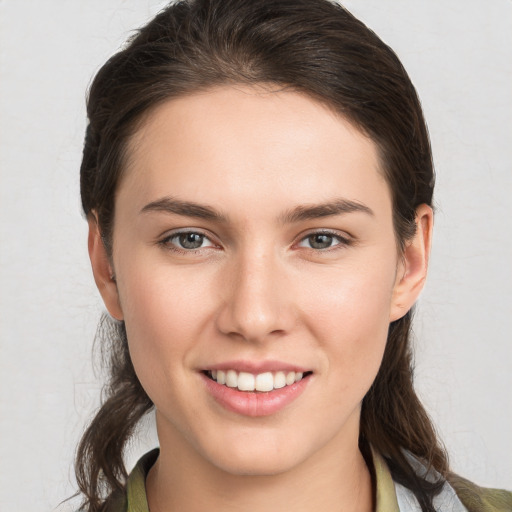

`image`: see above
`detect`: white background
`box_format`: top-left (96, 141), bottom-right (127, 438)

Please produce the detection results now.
top-left (0, 1), bottom-right (511, 510)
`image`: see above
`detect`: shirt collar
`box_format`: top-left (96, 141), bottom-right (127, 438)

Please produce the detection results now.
top-left (371, 447), bottom-right (401, 512)
top-left (126, 449), bottom-right (157, 511)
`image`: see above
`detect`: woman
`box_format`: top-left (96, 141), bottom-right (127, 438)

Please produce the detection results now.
top-left (75, 0), bottom-right (511, 511)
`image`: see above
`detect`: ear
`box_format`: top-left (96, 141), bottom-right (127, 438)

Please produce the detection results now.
top-left (88, 214), bottom-right (124, 321)
top-left (389, 204), bottom-right (433, 322)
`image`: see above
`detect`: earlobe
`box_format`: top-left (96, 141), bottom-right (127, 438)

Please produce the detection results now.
top-left (88, 215), bottom-right (124, 321)
top-left (389, 204), bottom-right (433, 322)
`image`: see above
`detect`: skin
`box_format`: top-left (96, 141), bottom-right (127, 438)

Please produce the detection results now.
top-left (89, 85), bottom-right (432, 512)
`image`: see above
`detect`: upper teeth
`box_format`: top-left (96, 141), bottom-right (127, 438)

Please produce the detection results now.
top-left (210, 370), bottom-right (304, 392)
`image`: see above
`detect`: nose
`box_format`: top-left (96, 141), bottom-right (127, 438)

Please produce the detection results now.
top-left (215, 249), bottom-right (295, 344)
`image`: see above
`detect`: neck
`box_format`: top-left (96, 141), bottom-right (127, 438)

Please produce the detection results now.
top-left (146, 415), bottom-right (373, 512)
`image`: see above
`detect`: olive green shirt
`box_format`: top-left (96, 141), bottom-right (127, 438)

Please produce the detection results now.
top-left (103, 449), bottom-right (512, 511)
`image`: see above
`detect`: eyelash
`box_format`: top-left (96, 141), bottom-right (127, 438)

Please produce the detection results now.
top-left (158, 229), bottom-right (218, 255)
top-left (158, 229), bottom-right (352, 254)
top-left (295, 230), bottom-right (352, 252)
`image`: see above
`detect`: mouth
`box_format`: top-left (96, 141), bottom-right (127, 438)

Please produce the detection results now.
top-left (203, 369), bottom-right (313, 393)
top-left (201, 365), bottom-right (313, 416)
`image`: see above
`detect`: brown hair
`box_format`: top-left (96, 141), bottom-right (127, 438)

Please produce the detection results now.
top-left (77, 0), bottom-right (447, 510)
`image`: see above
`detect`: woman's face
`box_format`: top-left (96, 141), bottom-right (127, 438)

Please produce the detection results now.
top-left (94, 85), bottom-right (427, 476)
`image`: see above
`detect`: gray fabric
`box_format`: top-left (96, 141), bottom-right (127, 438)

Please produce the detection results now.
top-left (394, 451), bottom-right (469, 512)
top-left (395, 481), bottom-right (469, 512)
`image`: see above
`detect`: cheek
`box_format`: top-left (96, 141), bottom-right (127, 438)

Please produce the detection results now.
top-left (115, 259), bottom-right (217, 382)
top-left (297, 258), bottom-right (395, 389)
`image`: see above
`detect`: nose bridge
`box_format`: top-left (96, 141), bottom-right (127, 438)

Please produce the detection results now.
top-left (216, 244), bottom-right (292, 342)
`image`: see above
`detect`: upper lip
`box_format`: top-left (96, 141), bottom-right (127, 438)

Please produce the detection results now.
top-left (202, 360), bottom-right (311, 374)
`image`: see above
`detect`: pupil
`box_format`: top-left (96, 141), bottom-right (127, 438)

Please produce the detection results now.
top-left (179, 233), bottom-right (203, 249)
top-left (310, 234), bottom-right (332, 249)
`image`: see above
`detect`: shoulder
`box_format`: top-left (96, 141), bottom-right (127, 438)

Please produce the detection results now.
top-left (375, 447), bottom-right (512, 512)
top-left (448, 473), bottom-right (512, 512)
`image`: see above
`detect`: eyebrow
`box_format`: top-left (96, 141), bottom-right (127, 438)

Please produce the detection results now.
top-left (279, 198), bottom-right (374, 224)
top-left (140, 196), bottom-right (373, 223)
top-left (140, 197), bottom-right (227, 222)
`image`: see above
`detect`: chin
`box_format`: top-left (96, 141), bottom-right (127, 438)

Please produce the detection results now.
top-left (196, 425), bottom-right (316, 477)
top-left (209, 447), bottom-right (303, 477)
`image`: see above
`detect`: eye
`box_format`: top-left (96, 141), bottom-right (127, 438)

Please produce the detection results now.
top-left (162, 231), bottom-right (216, 251)
top-left (297, 232), bottom-right (350, 250)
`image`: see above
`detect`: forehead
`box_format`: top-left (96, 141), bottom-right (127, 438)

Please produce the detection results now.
top-left (118, 85), bottom-right (391, 220)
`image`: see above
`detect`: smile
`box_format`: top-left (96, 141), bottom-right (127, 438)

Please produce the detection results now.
top-left (206, 369), bottom-right (309, 392)
top-left (201, 366), bottom-right (313, 416)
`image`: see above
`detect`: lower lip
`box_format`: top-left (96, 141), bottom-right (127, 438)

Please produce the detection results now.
top-left (201, 373), bottom-right (310, 417)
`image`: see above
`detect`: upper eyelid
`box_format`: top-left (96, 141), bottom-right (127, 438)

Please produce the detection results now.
top-left (293, 230), bottom-right (354, 253)
top-left (158, 228), bottom-right (219, 249)
top-left (296, 228), bottom-right (352, 242)
top-left (160, 227), bottom-right (214, 240)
